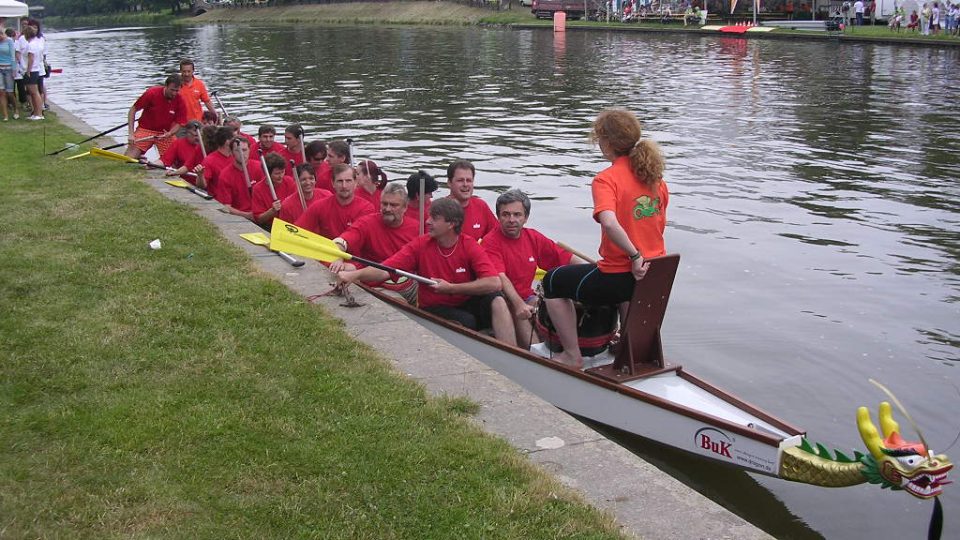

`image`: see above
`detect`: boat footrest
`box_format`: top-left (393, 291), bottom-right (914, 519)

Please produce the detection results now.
top-left (586, 362), bottom-right (681, 383)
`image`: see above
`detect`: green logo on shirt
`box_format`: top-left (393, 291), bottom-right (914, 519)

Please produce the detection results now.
top-left (633, 196), bottom-right (661, 219)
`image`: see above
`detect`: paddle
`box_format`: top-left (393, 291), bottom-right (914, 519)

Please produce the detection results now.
top-left (290, 159), bottom-right (307, 210)
top-left (232, 138), bottom-right (252, 193)
top-left (270, 219), bottom-right (438, 286)
top-left (66, 137), bottom-right (157, 161)
top-left (258, 148), bottom-right (278, 202)
top-left (47, 121), bottom-right (127, 156)
top-left (211, 90), bottom-right (229, 121)
top-left (558, 241), bottom-right (597, 264)
top-left (239, 232), bottom-right (305, 268)
top-left (87, 148), bottom-right (210, 199)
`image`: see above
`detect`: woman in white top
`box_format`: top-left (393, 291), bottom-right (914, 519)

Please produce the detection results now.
top-left (22, 25), bottom-right (42, 120)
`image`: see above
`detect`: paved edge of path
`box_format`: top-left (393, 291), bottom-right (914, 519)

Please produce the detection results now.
top-left (51, 103), bottom-right (775, 540)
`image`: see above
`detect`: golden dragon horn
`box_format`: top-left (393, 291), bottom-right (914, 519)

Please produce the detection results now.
top-left (857, 405), bottom-right (886, 461)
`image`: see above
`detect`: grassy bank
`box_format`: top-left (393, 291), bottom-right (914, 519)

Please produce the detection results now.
top-left (190, 1), bottom-right (535, 25)
top-left (45, 11), bottom-right (185, 28)
top-left (0, 115), bottom-right (621, 539)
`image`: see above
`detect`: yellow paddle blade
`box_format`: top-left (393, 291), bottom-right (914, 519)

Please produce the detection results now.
top-left (65, 151), bottom-right (91, 161)
top-left (91, 147), bottom-right (138, 163)
top-left (239, 232), bottom-right (271, 246)
top-left (164, 179), bottom-right (192, 188)
top-left (269, 219), bottom-right (351, 263)
top-left (535, 267), bottom-right (546, 281)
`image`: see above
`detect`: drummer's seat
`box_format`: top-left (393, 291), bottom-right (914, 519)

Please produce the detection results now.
top-left (585, 254), bottom-right (681, 382)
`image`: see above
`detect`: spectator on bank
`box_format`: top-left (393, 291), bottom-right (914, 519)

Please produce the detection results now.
top-left (853, 0), bottom-right (865, 25)
top-left (920, 3), bottom-right (931, 34)
top-left (908, 9), bottom-right (920, 29)
top-left (931, 2), bottom-right (941, 33)
top-left (890, 6), bottom-right (904, 30)
top-left (0, 26), bottom-right (16, 121)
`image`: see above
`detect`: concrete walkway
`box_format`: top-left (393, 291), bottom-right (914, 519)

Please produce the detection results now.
top-left (52, 104), bottom-right (774, 540)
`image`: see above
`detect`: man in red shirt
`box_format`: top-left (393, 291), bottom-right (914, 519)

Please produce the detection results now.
top-left (446, 159), bottom-right (497, 240)
top-left (482, 189), bottom-right (583, 349)
top-left (252, 152), bottom-right (297, 227)
top-left (330, 182), bottom-right (419, 272)
top-left (294, 163), bottom-right (374, 239)
top-left (279, 163), bottom-right (329, 223)
top-left (177, 58), bottom-right (215, 124)
top-left (250, 125), bottom-right (278, 157)
top-left (125, 75), bottom-right (187, 159)
top-left (225, 116), bottom-right (256, 148)
top-left (199, 126), bottom-right (236, 198)
top-left (157, 120), bottom-right (204, 184)
top-left (217, 136), bottom-right (265, 220)
top-left (338, 198), bottom-right (515, 345)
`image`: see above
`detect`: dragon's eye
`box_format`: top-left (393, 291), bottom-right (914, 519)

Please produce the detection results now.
top-left (896, 455), bottom-right (922, 469)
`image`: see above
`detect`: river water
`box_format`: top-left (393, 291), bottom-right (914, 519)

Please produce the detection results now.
top-left (46, 24), bottom-right (959, 539)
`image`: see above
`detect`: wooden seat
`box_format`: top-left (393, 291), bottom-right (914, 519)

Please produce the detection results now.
top-left (586, 254), bottom-right (681, 383)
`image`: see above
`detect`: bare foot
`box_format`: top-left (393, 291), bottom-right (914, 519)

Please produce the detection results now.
top-left (551, 350), bottom-right (583, 370)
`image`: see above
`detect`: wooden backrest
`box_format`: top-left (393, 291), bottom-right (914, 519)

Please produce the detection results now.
top-left (613, 254), bottom-right (681, 374)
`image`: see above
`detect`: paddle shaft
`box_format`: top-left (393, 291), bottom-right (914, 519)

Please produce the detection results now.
top-left (349, 254), bottom-right (437, 287)
top-left (290, 159), bottom-right (307, 210)
top-left (211, 91), bottom-right (229, 121)
top-left (298, 127), bottom-right (307, 164)
top-left (558, 241), bottom-right (597, 265)
top-left (258, 149), bottom-right (278, 202)
top-left (233, 139), bottom-right (252, 192)
top-left (141, 160), bottom-right (198, 179)
top-left (47, 121), bottom-right (126, 155)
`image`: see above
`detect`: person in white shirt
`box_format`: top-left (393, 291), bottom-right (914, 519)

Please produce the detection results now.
top-left (853, 0), bottom-right (865, 25)
top-left (21, 25), bottom-right (42, 120)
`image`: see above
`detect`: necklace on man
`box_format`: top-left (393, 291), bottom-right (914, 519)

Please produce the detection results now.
top-left (437, 239), bottom-right (459, 258)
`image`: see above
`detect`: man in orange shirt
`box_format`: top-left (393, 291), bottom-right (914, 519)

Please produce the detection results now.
top-left (178, 58), bottom-right (215, 124)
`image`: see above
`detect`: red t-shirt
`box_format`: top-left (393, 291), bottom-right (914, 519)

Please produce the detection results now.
top-left (355, 186), bottom-right (383, 210)
top-left (457, 196), bottom-right (498, 240)
top-left (340, 212), bottom-right (420, 264)
top-left (269, 145), bottom-right (303, 176)
top-left (160, 137), bottom-right (203, 184)
top-left (295, 196), bottom-right (375, 239)
top-left (201, 151), bottom-right (233, 200)
top-left (315, 160), bottom-right (333, 193)
top-left (217, 160), bottom-right (265, 211)
top-left (134, 86), bottom-right (187, 132)
top-left (383, 235), bottom-right (499, 309)
top-left (592, 155), bottom-right (669, 273)
top-left (252, 175), bottom-right (297, 222)
top-left (279, 190), bottom-right (330, 224)
top-left (251, 142), bottom-right (280, 159)
top-left (482, 227), bottom-right (572, 299)
top-left (404, 200), bottom-right (431, 232)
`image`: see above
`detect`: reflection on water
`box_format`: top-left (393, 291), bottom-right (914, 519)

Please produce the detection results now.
top-left (48, 24), bottom-right (959, 539)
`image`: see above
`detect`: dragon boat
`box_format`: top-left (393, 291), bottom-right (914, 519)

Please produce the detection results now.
top-left (270, 223), bottom-right (952, 512)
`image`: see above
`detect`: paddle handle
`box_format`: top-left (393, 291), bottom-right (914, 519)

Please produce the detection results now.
top-left (211, 91), bottom-right (229, 120)
top-left (276, 250), bottom-right (304, 267)
top-left (290, 159), bottom-right (307, 210)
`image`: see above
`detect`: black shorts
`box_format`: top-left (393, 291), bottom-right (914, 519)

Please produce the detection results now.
top-left (24, 72), bottom-right (41, 85)
top-left (424, 292), bottom-right (503, 331)
top-left (542, 264), bottom-right (636, 305)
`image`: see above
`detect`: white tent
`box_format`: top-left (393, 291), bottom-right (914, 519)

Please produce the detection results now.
top-left (0, 0), bottom-right (29, 18)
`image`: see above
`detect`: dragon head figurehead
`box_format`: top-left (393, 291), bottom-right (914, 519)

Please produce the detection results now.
top-left (857, 402), bottom-right (953, 499)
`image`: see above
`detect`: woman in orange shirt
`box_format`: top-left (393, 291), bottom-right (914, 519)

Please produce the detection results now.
top-left (543, 109), bottom-right (669, 368)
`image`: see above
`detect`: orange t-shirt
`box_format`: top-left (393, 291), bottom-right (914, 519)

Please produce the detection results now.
top-left (592, 155), bottom-right (669, 273)
top-left (178, 77), bottom-right (211, 123)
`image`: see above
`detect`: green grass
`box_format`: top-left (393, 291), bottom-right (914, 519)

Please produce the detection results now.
top-left (0, 115), bottom-right (622, 539)
top-left (45, 11), bottom-right (183, 28)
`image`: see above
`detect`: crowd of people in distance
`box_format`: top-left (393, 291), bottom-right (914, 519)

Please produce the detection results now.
top-left (895, 2), bottom-right (960, 34)
top-left (125, 58), bottom-right (669, 369)
top-left (0, 18), bottom-right (50, 122)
